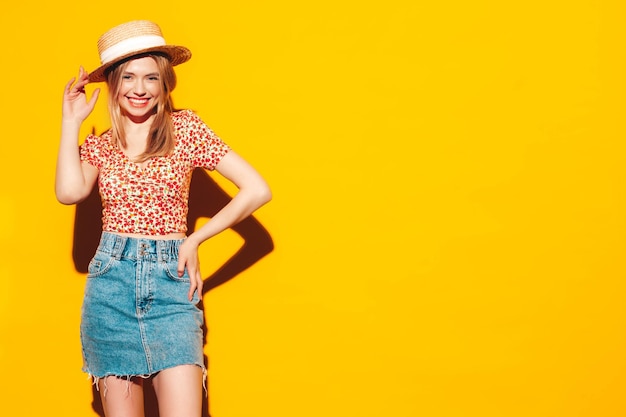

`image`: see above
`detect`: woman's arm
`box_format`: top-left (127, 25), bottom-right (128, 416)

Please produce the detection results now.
top-left (188, 151), bottom-right (272, 243)
top-left (178, 150), bottom-right (272, 299)
top-left (55, 67), bottom-right (100, 205)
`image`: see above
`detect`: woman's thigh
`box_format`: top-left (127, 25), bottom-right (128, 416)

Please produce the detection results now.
top-left (98, 376), bottom-right (145, 417)
top-left (152, 365), bottom-right (204, 417)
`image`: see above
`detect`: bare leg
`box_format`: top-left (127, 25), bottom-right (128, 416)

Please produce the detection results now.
top-left (152, 365), bottom-right (203, 417)
top-left (98, 376), bottom-right (145, 417)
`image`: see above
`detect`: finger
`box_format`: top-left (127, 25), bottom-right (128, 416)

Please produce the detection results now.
top-left (189, 271), bottom-right (203, 301)
top-left (68, 67), bottom-right (89, 92)
top-left (177, 251), bottom-right (187, 277)
top-left (87, 88), bottom-right (101, 109)
top-left (188, 271), bottom-right (200, 301)
top-left (196, 271), bottom-right (203, 300)
top-left (64, 77), bottom-right (77, 94)
top-left (73, 77), bottom-right (89, 92)
top-left (188, 280), bottom-right (196, 301)
top-left (79, 65), bottom-right (89, 81)
top-left (186, 263), bottom-right (197, 286)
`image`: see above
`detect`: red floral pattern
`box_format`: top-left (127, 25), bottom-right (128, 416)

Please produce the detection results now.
top-left (80, 110), bottom-right (230, 235)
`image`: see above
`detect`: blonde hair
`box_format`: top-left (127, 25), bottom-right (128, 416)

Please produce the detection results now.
top-left (106, 53), bottom-right (178, 162)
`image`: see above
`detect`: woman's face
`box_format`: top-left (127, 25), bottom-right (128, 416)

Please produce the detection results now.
top-left (117, 56), bottom-right (162, 122)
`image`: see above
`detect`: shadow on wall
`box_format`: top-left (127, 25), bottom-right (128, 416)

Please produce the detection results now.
top-left (72, 167), bottom-right (274, 417)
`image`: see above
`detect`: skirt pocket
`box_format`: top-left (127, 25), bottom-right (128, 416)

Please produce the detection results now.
top-left (163, 260), bottom-right (191, 282)
top-left (87, 251), bottom-right (116, 278)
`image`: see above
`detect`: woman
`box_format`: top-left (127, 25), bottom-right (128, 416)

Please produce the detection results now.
top-left (55, 20), bottom-right (271, 417)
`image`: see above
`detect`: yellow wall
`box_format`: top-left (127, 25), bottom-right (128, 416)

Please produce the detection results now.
top-left (2, 1), bottom-right (626, 416)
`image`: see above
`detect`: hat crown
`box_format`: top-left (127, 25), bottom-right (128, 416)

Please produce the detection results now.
top-left (97, 20), bottom-right (163, 54)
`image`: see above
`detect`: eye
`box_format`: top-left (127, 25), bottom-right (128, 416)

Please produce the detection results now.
top-left (122, 74), bottom-right (132, 80)
top-left (148, 76), bottom-right (160, 81)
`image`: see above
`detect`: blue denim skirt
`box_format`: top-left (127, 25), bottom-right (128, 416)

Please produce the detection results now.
top-left (80, 232), bottom-right (205, 379)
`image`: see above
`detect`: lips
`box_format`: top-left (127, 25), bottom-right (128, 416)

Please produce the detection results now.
top-left (127, 97), bottom-right (151, 107)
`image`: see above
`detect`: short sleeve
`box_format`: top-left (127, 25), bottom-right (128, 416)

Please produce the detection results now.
top-left (79, 134), bottom-right (106, 169)
top-left (181, 110), bottom-right (231, 170)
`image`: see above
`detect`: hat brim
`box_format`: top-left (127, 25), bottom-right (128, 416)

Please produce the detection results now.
top-left (88, 45), bottom-right (191, 83)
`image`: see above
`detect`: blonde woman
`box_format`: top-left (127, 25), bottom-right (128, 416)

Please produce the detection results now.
top-left (55, 20), bottom-right (271, 417)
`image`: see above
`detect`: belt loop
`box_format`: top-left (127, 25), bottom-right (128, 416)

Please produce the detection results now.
top-left (157, 240), bottom-right (166, 263)
top-left (112, 235), bottom-right (126, 260)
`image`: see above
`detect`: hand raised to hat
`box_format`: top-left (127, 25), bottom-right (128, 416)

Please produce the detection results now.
top-left (62, 66), bottom-right (100, 125)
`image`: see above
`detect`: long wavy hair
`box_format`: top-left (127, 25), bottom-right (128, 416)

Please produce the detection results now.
top-left (105, 53), bottom-right (178, 162)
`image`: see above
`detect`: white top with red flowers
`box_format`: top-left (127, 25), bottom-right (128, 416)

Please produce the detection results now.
top-left (80, 110), bottom-right (230, 235)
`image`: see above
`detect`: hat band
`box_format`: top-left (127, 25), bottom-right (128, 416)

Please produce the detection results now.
top-left (100, 35), bottom-right (166, 64)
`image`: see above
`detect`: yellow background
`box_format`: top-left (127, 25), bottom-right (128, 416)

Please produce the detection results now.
top-left (2, 1), bottom-right (626, 416)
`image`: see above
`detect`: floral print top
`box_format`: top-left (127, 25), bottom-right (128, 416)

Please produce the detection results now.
top-left (80, 110), bottom-right (230, 235)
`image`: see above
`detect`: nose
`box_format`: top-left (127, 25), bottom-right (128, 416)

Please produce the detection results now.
top-left (132, 79), bottom-right (146, 96)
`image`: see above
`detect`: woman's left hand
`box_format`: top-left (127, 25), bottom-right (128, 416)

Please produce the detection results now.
top-left (178, 238), bottom-right (203, 301)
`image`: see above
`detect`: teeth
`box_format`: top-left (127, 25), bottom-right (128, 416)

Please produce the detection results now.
top-left (129, 98), bottom-right (148, 104)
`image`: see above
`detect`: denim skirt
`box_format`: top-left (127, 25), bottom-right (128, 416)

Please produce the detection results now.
top-left (80, 232), bottom-right (205, 379)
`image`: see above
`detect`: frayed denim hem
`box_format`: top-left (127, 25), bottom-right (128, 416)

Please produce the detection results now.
top-left (86, 364), bottom-right (207, 398)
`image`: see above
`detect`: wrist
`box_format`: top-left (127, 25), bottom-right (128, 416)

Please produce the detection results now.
top-left (61, 119), bottom-right (83, 131)
top-left (185, 233), bottom-right (202, 247)
top-left (61, 119), bottom-right (82, 137)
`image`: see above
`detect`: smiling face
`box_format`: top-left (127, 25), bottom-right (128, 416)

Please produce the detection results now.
top-left (116, 56), bottom-right (162, 123)
top-left (105, 54), bottom-right (178, 156)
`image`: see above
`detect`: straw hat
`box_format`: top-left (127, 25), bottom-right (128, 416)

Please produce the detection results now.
top-left (89, 20), bottom-right (191, 83)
